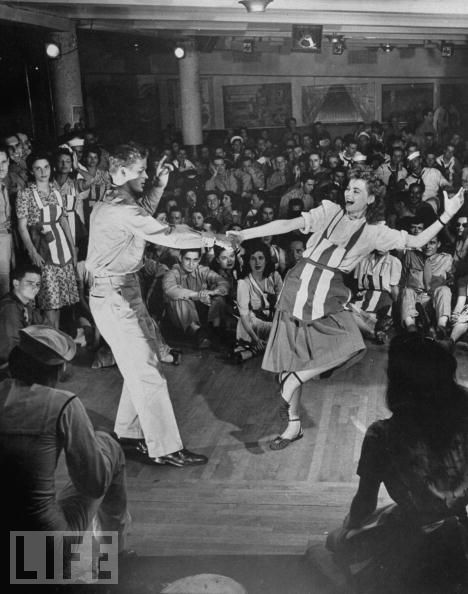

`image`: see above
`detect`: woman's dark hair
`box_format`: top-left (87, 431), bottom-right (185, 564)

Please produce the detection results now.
top-left (26, 151), bottom-right (52, 174)
top-left (53, 147), bottom-right (76, 179)
top-left (240, 239), bottom-right (275, 279)
top-left (9, 346), bottom-right (61, 387)
top-left (82, 143), bottom-right (102, 163)
top-left (386, 334), bottom-right (468, 450)
top-left (210, 244), bottom-right (239, 276)
top-left (190, 206), bottom-right (206, 218)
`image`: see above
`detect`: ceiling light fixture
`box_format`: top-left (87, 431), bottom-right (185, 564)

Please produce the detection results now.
top-left (239, 0), bottom-right (273, 13)
top-left (440, 40), bottom-right (454, 57)
top-left (380, 43), bottom-right (394, 53)
top-left (327, 33), bottom-right (342, 45)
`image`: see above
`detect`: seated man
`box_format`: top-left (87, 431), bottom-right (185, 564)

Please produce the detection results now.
top-left (0, 264), bottom-right (41, 375)
top-left (349, 250), bottom-right (401, 344)
top-left (400, 234), bottom-right (453, 337)
top-left (163, 248), bottom-right (230, 348)
top-left (0, 325), bottom-right (131, 574)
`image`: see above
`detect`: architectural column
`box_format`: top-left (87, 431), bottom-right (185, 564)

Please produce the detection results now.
top-left (178, 41), bottom-right (203, 153)
top-left (49, 28), bottom-right (84, 135)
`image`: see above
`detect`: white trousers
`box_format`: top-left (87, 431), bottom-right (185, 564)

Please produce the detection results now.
top-left (90, 274), bottom-right (183, 458)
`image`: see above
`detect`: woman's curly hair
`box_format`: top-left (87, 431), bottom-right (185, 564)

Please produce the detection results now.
top-left (348, 166), bottom-right (386, 224)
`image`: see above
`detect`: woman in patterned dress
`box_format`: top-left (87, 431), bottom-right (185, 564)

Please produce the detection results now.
top-left (17, 152), bottom-right (79, 329)
top-left (54, 147), bottom-right (85, 251)
top-left (228, 170), bottom-right (464, 450)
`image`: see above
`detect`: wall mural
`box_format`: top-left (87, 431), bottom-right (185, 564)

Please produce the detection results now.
top-left (381, 83), bottom-right (433, 126)
top-left (222, 83), bottom-right (292, 129)
top-left (302, 83), bottom-right (375, 124)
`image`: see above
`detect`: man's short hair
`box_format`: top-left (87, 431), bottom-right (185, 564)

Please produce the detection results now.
top-left (260, 201), bottom-right (276, 214)
top-left (12, 264), bottom-right (42, 282)
top-left (180, 248), bottom-right (202, 258)
top-left (0, 144), bottom-right (9, 159)
top-left (203, 217), bottom-right (222, 233)
top-left (109, 142), bottom-right (148, 170)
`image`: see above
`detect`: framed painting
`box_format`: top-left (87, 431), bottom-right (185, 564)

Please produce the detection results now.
top-left (381, 83), bottom-right (433, 126)
top-left (222, 83), bottom-right (292, 128)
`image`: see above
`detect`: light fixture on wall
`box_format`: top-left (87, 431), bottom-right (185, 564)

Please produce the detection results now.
top-left (327, 33), bottom-right (345, 55)
top-left (380, 43), bottom-right (394, 53)
top-left (174, 42), bottom-right (185, 59)
top-left (440, 40), bottom-right (454, 57)
top-left (243, 40), bottom-right (254, 53)
top-left (238, 0), bottom-right (273, 13)
top-left (333, 41), bottom-right (345, 55)
top-left (45, 41), bottom-right (61, 59)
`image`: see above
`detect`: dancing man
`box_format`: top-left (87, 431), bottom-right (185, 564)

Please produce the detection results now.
top-left (228, 170), bottom-right (464, 450)
top-left (87, 144), bottom-right (226, 467)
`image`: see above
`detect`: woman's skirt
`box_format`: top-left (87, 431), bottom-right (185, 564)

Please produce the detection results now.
top-left (262, 308), bottom-right (365, 374)
top-left (38, 262), bottom-right (79, 310)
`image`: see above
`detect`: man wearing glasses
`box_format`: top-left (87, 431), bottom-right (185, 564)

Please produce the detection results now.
top-left (0, 264), bottom-right (42, 376)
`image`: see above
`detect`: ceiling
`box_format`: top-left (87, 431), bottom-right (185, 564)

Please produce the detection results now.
top-left (2, 0), bottom-right (468, 51)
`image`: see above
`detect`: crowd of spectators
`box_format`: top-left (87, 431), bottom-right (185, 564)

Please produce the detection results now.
top-left (1, 112), bottom-right (468, 372)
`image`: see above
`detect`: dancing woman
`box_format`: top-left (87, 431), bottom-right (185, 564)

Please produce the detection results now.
top-left (228, 170), bottom-right (464, 450)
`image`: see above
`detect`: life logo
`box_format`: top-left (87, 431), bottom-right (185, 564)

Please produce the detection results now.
top-left (10, 531), bottom-right (119, 584)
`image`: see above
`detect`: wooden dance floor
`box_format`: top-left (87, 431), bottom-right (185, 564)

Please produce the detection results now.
top-left (57, 341), bottom-right (468, 559)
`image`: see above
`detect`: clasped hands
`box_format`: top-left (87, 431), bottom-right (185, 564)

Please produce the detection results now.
top-left (200, 231), bottom-right (240, 250)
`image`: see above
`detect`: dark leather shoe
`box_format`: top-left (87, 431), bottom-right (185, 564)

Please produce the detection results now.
top-left (119, 438), bottom-right (162, 466)
top-left (154, 448), bottom-right (208, 467)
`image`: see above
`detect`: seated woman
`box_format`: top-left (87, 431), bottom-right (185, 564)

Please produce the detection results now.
top-left (327, 334), bottom-right (468, 594)
top-left (208, 245), bottom-right (239, 345)
top-left (236, 240), bottom-right (283, 352)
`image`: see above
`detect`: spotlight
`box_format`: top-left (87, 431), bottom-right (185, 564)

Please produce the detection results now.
top-left (174, 43), bottom-right (185, 59)
top-left (327, 33), bottom-right (341, 44)
top-left (441, 41), bottom-right (454, 57)
top-left (239, 0), bottom-right (273, 12)
top-left (380, 43), bottom-right (394, 53)
top-left (45, 41), bottom-right (61, 59)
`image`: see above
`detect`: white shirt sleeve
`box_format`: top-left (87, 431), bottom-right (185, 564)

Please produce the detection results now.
top-left (300, 200), bottom-right (341, 235)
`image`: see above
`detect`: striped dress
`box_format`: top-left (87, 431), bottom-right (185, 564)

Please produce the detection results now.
top-left (262, 200), bottom-right (408, 374)
top-left (16, 184), bottom-right (79, 311)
